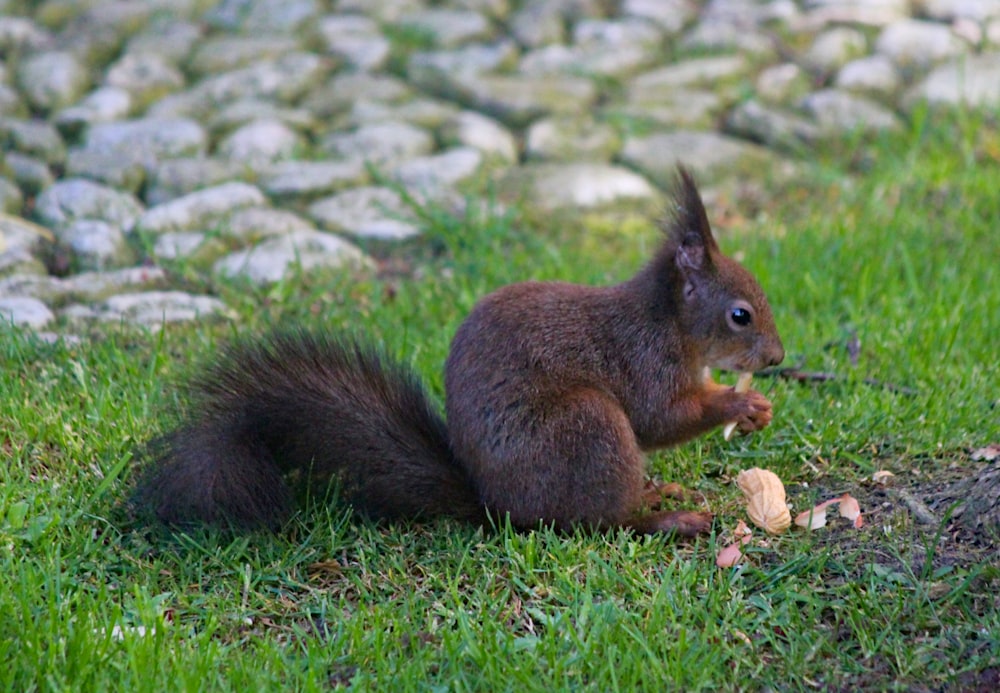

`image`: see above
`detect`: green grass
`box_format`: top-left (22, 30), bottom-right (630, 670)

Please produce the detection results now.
top-left (3, 113), bottom-right (999, 691)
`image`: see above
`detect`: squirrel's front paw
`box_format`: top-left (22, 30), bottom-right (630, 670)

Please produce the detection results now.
top-left (731, 390), bottom-right (773, 434)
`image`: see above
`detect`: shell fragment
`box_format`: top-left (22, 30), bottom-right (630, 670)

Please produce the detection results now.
top-left (723, 372), bottom-right (753, 440)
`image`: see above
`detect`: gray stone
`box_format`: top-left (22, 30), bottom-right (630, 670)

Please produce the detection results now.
top-left (336, 0), bottom-right (425, 21)
top-left (321, 121), bottom-right (435, 167)
top-left (81, 118), bottom-right (208, 168)
top-left (725, 100), bottom-right (822, 150)
top-left (986, 18), bottom-right (1000, 46)
top-left (204, 0), bottom-right (323, 33)
top-left (394, 9), bottom-right (493, 47)
top-left (308, 187), bottom-right (420, 240)
top-left (93, 291), bottom-right (228, 327)
top-left (301, 73), bottom-right (412, 120)
top-left (906, 52), bottom-right (1000, 108)
top-left (125, 19), bottom-right (203, 63)
top-left (620, 130), bottom-right (774, 186)
top-left (0, 296), bottom-right (53, 328)
top-left (0, 212), bottom-right (51, 254)
top-left (145, 158), bottom-right (249, 206)
top-left (450, 74), bottom-right (598, 127)
top-left (136, 182), bottom-right (267, 235)
top-left (519, 42), bottom-right (658, 79)
top-left (208, 99), bottom-right (318, 136)
top-left (755, 62), bottom-right (812, 103)
top-left (440, 111), bottom-right (518, 163)
top-left (0, 247), bottom-right (47, 279)
top-left (34, 178), bottom-right (144, 232)
top-left (0, 266), bottom-right (168, 304)
top-left (0, 84), bottom-right (27, 118)
top-left (346, 97), bottom-right (460, 130)
top-left (224, 207), bottom-right (316, 241)
top-left (213, 230), bottom-right (370, 285)
top-left (0, 16), bottom-right (52, 53)
top-left (621, 0), bottom-right (697, 34)
top-left (63, 267), bottom-right (169, 303)
top-left (525, 117), bottom-right (620, 162)
top-left (4, 152), bottom-right (55, 195)
top-left (63, 0), bottom-right (168, 36)
top-left (835, 55), bottom-right (902, 95)
top-left (951, 17), bottom-right (985, 45)
top-left (64, 149), bottom-right (147, 193)
top-left (0, 177), bottom-right (24, 214)
top-left (216, 119), bottom-right (303, 166)
top-left (796, 0), bottom-right (911, 29)
top-left (803, 27), bottom-right (868, 74)
top-left (152, 232), bottom-right (207, 260)
top-left (703, 0), bottom-right (799, 24)
top-left (681, 21), bottom-right (776, 57)
top-left (573, 17), bottom-right (664, 46)
top-left (875, 19), bottom-right (967, 70)
top-left (502, 163), bottom-right (657, 211)
top-left (187, 36), bottom-right (301, 76)
top-left (920, 0), bottom-right (1000, 21)
top-left (511, 18), bottom-right (664, 77)
top-left (257, 159), bottom-right (370, 200)
top-left (16, 51), bottom-right (90, 112)
top-left (629, 56), bottom-right (749, 100)
top-left (59, 219), bottom-right (133, 270)
top-left (508, 1), bottom-right (565, 47)
top-left (607, 91), bottom-right (724, 130)
top-left (105, 52), bottom-right (186, 110)
top-left (55, 18), bottom-right (127, 67)
top-left (392, 147), bottom-right (485, 196)
top-left (408, 41), bottom-right (520, 87)
top-left (0, 275), bottom-right (65, 304)
top-left (155, 53), bottom-right (331, 117)
top-left (53, 87), bottom-right (133, 138)
top-left (0, 118), bottom-right (67, 165)
top-left (314, 14), bottom-right (391, 71)
top-left (800, 89), bottom-right (903, 134)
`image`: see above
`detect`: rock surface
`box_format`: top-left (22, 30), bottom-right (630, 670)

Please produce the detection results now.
top-left (0, 0), bottom-right (995, 334)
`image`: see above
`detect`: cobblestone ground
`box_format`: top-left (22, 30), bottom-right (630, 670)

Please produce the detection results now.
top-left (1, 0), bottom-right (998, 332)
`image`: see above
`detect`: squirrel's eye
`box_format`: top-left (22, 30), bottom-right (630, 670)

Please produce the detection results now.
top-left (729, 305), bottom-right (753, 328)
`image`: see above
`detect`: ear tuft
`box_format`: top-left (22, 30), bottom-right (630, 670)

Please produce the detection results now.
top-left (663, 165), bottom-right (719, 253)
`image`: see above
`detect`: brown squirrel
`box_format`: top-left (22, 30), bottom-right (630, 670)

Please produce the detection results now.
top-left (133, 167), bottom-right (784, 537)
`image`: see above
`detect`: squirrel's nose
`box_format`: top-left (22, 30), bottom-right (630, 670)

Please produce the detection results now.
top-left (768, 341), bottom-right (785, 367)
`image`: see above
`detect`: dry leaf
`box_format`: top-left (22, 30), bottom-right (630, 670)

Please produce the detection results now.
top-left (736, 468), bottom-right (791, 534)
top-left (723, 372), bottom-right (753, 440)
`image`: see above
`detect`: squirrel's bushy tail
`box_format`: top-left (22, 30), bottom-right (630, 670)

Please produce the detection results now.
top-left (133, 330), bottom-right (484, 529)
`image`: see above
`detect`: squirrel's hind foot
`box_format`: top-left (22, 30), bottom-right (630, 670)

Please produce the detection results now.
top-left (629, 510), bottom-right (714, 537)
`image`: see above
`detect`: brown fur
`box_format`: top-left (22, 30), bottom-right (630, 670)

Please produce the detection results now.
top-left (133, 167), bottom-right (784, 536)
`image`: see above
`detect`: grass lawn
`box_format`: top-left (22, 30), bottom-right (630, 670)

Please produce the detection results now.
top-left (2, 112), bottom-right (998, 691)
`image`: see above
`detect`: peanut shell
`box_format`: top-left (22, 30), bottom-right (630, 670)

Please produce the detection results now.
top-left (736, 467), bottom-right (791, 534)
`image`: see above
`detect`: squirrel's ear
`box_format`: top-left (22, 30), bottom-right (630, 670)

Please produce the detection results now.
top-left (665, 165), bottom-right (718, 277)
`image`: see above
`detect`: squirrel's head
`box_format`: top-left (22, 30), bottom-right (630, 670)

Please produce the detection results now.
top-left (661, 167), bottom-right (785, 373)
